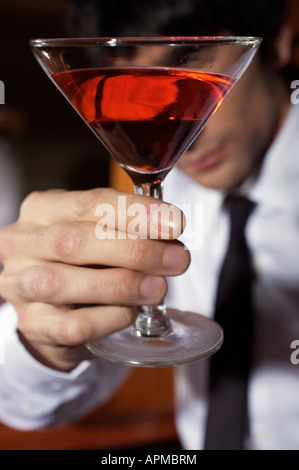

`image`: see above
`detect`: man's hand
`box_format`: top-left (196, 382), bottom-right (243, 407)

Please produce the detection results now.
top-left (0, 188), bottom-right (190, 371)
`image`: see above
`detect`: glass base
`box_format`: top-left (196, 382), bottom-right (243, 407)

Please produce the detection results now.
top-left (86, 308), bottom-right (223, 367)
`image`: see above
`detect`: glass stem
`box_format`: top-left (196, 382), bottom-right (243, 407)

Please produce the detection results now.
top-left (134, 181), bottom-right (164, 199)
top-left (133, 180), bottom-right (172, 337)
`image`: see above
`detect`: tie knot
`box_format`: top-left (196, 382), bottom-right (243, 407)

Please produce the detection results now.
top-left (224, 194), bottom-right (256, 242)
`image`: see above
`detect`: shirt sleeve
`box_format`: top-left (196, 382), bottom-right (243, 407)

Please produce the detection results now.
top-left (0, 302), bottom-right (131, 430)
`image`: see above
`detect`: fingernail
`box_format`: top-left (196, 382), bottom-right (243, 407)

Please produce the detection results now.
top-left (149, 204), bottom-right (184, 239)
top-left (163, 244), bottom-right (190, 273)
top-left (140, 276), bottom-right (165, 300)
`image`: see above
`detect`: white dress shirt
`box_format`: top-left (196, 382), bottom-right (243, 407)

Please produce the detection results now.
top-left (0, 104), bottom-right (299, 449)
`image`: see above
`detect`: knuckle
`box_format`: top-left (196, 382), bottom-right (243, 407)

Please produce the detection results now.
top-left (19, 191), bottom-right (42, 218)
top-left (73, 188), bottom-right (110, 218)
top-left (19, 189), bottom-right (66, 221)
top-left (57, 315), bottom-right (88, 346)
top-left (18, 265), bottom-right (61, 303)
top-left (52, 223), bottom-right (85, 261)
top-left (57, 306), bottom-right (135, 345)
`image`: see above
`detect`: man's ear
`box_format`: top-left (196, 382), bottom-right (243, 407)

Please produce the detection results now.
top-left (273, 23), bottom-right (294, 70)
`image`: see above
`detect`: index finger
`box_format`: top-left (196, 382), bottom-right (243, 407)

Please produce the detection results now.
top-left (19, 188), bottom-right (185, 240)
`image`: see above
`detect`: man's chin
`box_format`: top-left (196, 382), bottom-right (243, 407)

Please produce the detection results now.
top-left (183, 169), bottom-right (235, 191)
top-left (181, 162), bottom-right (250, 192)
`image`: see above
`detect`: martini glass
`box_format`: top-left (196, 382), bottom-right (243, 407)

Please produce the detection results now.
top-left (30, 37), bottom-right (261, 367)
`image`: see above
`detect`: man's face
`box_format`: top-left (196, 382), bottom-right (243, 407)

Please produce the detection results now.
top-left (177, 56), bottom-right (289, 190)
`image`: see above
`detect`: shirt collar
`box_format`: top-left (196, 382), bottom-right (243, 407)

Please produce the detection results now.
top-left (248, 104), bottom-right (299, 212)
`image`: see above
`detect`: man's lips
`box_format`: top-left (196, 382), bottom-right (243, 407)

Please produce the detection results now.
top-left (186, 143), bottom-right (227, 172)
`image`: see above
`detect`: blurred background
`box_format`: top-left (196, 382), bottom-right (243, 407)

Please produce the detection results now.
top-left (0, 0), bottom-right (298, 450)
top-left (0, 0), bottom-right (111, 203)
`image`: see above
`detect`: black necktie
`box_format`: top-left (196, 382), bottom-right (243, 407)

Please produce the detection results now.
top-left (204, 194), bottom-right (256, 450)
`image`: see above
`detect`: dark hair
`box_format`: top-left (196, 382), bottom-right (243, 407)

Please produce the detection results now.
top-left (66, 0), bottom-right (289, 65)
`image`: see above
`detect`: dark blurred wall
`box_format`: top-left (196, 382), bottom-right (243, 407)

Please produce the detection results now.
top-left (0, 0), bottom-right (110, 196)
